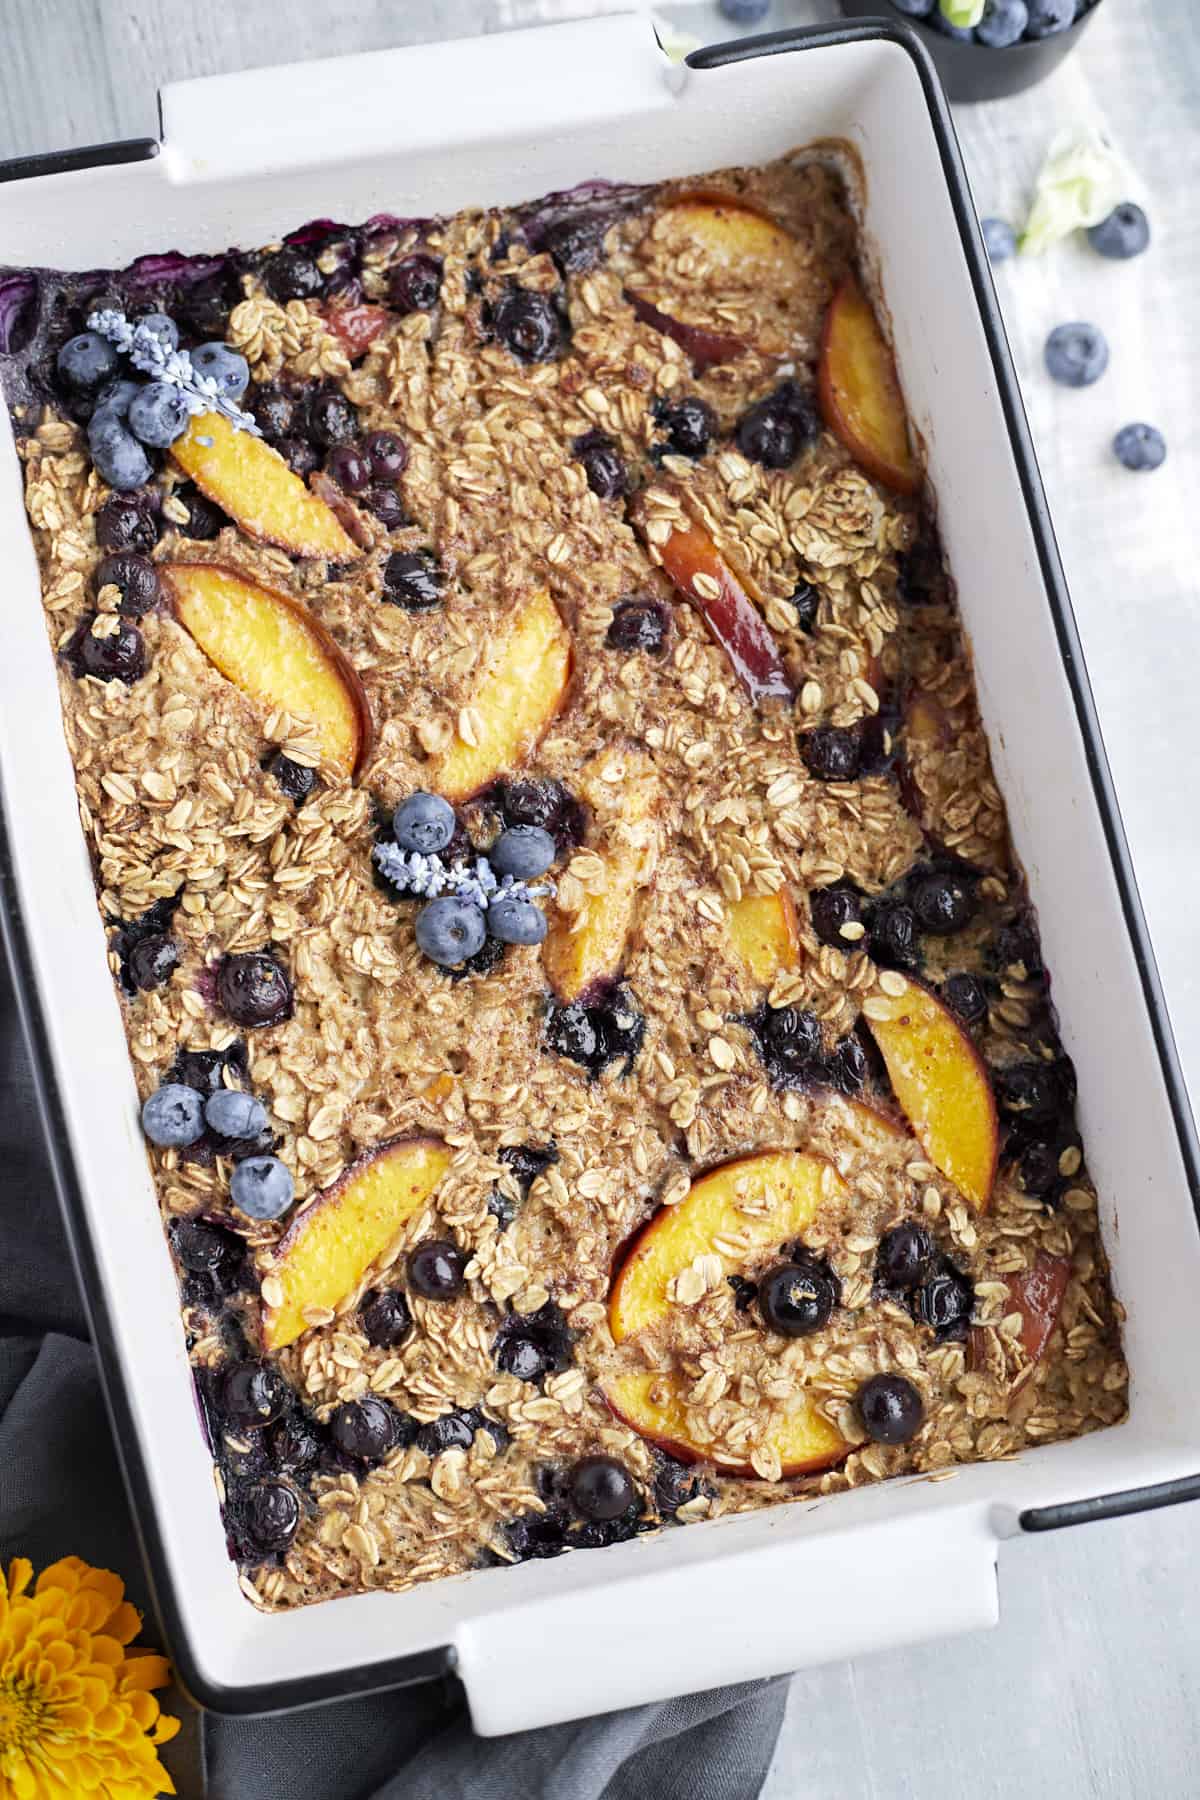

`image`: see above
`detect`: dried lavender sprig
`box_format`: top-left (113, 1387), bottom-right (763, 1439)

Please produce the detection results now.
top-left (373, 843), bottom-right (553, 911)
top-left (86, 308), bottom-right (261, 436)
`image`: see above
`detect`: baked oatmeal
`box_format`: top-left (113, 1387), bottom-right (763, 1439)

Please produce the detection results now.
top-left (0, 153), bottom-right (1126, 1610)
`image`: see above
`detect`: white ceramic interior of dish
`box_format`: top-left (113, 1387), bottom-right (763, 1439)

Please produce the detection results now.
top-left (0, 11), bottom-right (1197, 1736)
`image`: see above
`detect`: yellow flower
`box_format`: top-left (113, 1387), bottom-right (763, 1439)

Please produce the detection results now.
top-left (0, 1555), bottom-right (179, 1798)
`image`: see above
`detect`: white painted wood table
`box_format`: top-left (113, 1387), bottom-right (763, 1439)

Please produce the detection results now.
top-left (2, 2), bottom-right (1197, 1794)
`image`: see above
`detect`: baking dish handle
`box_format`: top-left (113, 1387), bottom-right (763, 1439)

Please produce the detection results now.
top-left (158, 14), bottom-right (676, 185)
top-left (454, 1501), bottom-right (999, 1736)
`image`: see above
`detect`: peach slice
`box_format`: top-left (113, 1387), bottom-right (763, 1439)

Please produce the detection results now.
top-left (543, 749), bottom-right (659, 1002)
top-left (163, 562), bottom-right (371, 779)
top-left (610, 1150), bottom-right (847, 1343)
top-left (605, 1367), bottom-right (846, 1478)
top-left (321, 301), bottom-right (391, 359)
top-left (862, 976), bottom-right (998, 1210)
top-left (906, 689), bottom-right (951, 752)
top-left (727, 891), bottom-right (800, 988)
top-left (970, 1251), bottom-right (1070, 1376)
top-left (637, 506), bottom-right (792, 704)
top-left (659, 194), bottom-right (805, 282)
top-left (626, 292), bottom-right (745, 374)
top-left (261, 1137), bottom-right (451, 1351)
top-left (429, 588), bottom-right (572, 802)
top-left (171, 411), bottom-right (358, 560)
top-left (818, 278), bottom-right (918, 496)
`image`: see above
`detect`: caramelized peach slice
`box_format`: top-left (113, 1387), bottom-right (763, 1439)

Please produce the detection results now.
top-left (164, 562), bottom-right (371, 778)
top-left (543, 749), bottom-right (659, 1002)
top-left (906, 689), bottom-right (951, 752)
top-left (626, 292), bottom-right (745, 373)
top-left (818, 278), bottom-right (918, 496)
top-left (605, 1367), bottom-right (846, 1478)
top-left (660, 194), bottom-right (806, 281)
top-left (727, 890), bottom-right (800, 988)
top-left (261, 1137), bottom-right (451, 1351)
top-left (610, 1150), bottom-right (847, 1343)
top-left (430, 588), bottom-right (572, 802)
top-left (637, 506), bottom-right (791, 704)
top-left (970, 1251), bottom-right (1070, 1376)
top-left (862, 976), bottom-right (998, 1209)
top-left (171, 411), bottom-right (358, 560)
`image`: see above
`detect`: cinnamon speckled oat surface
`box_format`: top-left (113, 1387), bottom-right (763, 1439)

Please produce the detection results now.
top-left (1, 150), bottom-right (1125, 1611)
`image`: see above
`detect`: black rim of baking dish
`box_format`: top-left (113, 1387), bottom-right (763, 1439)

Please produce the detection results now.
top-left (0, 16), bottom-right (1198, 1719)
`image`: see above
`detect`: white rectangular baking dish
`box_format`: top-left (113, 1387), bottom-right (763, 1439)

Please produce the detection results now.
top-left (1, 11), bottom-right (1198, 1736)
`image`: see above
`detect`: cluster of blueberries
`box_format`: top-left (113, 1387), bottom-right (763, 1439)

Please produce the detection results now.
top-left (56, 311), bottom-right (251, 490)
top-left (141, 1082), bottom-right (295, 1221)
top-left (891, 0), bottom-right (1089, 44)
top-left (382, 791), bottom-right (558, 968)
top-left (982, 200), bottom-right (1165, 474)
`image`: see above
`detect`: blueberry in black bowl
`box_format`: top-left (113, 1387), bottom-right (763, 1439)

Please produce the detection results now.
top-left (324, 443), bottom-right (371, 493)
top-left (216, 950), bottom-right (293, 1029)
top-left (364, 484), bottom-right (408, 530)
top-left (56, 330), bottom-right (120, 396)
top-left (492, 286), bottom-right (564, 363)
top-left (269, 1414), bottom-right (325, 1478)
top-left (606, 596), bottom-right (670, 655)
top-left (363, 430), bottom-right (408, 481)
top-left (489, 1141), bottom-right (558, 1229)
top-left (171, 481), bottom-right (226, 541)
top-left (994, 1059), bottom-right (1068, 1127)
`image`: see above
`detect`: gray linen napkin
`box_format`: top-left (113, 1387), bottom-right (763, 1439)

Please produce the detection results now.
top-left (0, 947), bottom-right (786, 1799)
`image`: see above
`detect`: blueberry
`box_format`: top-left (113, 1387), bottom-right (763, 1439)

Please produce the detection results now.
top-left (170, 1044), bottom-right (246, 1097)
top-left (363, 430), bottom-right (408, 481)
top-left (728, 1274), bottom-right (759, 1312)
top-left (280, 436), bottom-right (320, 478)
top-left (364, 485), bottom-right (408, 529)
top-left (229, 1155), bottom-right (294, 1220)
top-left (126, 381), bottom-right (191, 448)
top-left (569, 1456), bottom-right (637, 1521)
top-left (490, 1143), bottom-right (556, 1228)
top-left (415, 895), bottom-right (487, 966)
top-left (1113, 423), bottom-right (1166, 472)
top-left (545, 986), bottom-right (645, 1077)
top-left (810, 884), bottom-right (865, 948)
top-left (382, 549), bottom-right (442, 610)
top-left (719, 0), bottom-right (771, 20)
top-left (241, 1478), bottom-right (300, 1554)
top-left (790, 579), bottom-right (819, 633)
top-left (911, 1259), bottom-right (975, 1339)
top-left (217, 951), bottom-right (293, 1028)
top-left (493, 286), bottom-right (564, 362)
top-left (994, 1060), bottom-right (1065, 1125)
top-left (269, 1415), bottom-right (323, 1476)
top-left (137, 312), bottom-right (179, 352)
top-left (88, 411), bottom-right (153, 491)
top-left (869, 902), bottom-right (920, 970)
top-left (606, 596), bottom-right (670, 654)
top-left (489, 825), bottom-right (556, 880)
top-left (57, 330), bottom-right (120, 393)
top-left (205, 1088), bottom-right (268, 1140)
top-left (416, 1411), bottom-right (478, 1458)
top-left (942, 972), bottom-right (989, 1025)
top-left (172, 1217), bottom-right (240, 1275)
top-left (248, 384), bottom-right (297, 441)
top-left (141, 1083), bottom-right (205, 1147)
top-left (96, 551), bottom-right (161, 616)
top-left (910, 867), bottom-right (976, 935)
top-left (265, 248), bottom-right (323, 303)
top-left (855, 1374), bottom-right (924, 1445)
top-left (308, 389), bottom-right (358, 448)
top-left (178, 270), bottom-right (240, 339)
top-left (76, 615), bottom-right (146, 684)
top-left (497, 1335), bottom-right (550, 1382)
top-left (330, 1397), bottom-right (401, 1463)
top-left (890, 0), bottom-right (934, 11)
top-left (735, 380), bottom-right (818, 469)
top-left (393, 790), bottom-right (456, 854)
top-left (542, 214), bottom-right (612, 277)
top-left (1044, 322), bottom-right (1108, 388)
top-left (976, 0), bottom-right (1029, 46)
top-left (981, 217), bottom-right (1018, 263)
top-left (494, 1302), bottom-right (574, 1382)
top-left (91, 378), bottom-right (142, 429)
top-left (758, 1261), bottom-right (837, 1337)
top-left (486, 894), bottom-right (548, 947)
top-left (498, 778), bottom-right (586, 850)
top-left (656, 395), bottom-right (714, 459)
top-left (875, 1222), bottom-right (934, 1290)
top-left (128, 933), bottom-right (178, 991)
top-left (267, 751), bottom-right (316, 804)
top-left (389, 254), bottom-right (443, 314)
top-left (573, 430), bottom-right (627, 500)
top-left (653, 1453), bottom-right (713, 1518)
top-left (799, 726), bottom-right (861, 782)
top-left (1088, 202), bottom-right (1150, 261)
top-left (1018, 1139), bottom-right (1062, 1198)
top-left (1026, 0), bottom-right (1075, 34)
top-left (757, 1005), bottom-right (822, 1080)
top-left (408, 1238), bottom-right (467, 1299)
top-left (190, 342), bottom-right (250, 401)
top-left (222, 1360), bottom-right (290, 1428)
top-left (359, 1287), bottom-right (413, 1348)
top-left (991, 916), bottom-right (1042, 980)
top-left (173, 482), bottom-right (226, 540)
top-left (825, 1031), bottom-right (869, 1095)
top-left (324, 443), bottom-right (371, 492)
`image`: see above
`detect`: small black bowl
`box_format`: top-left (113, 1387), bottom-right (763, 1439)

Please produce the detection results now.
top-left (838, 2), bottom-right (1104, 102)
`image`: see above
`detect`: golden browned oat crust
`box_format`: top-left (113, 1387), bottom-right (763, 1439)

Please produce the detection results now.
top-left (8, 153), bottom-right (1125, 1610)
